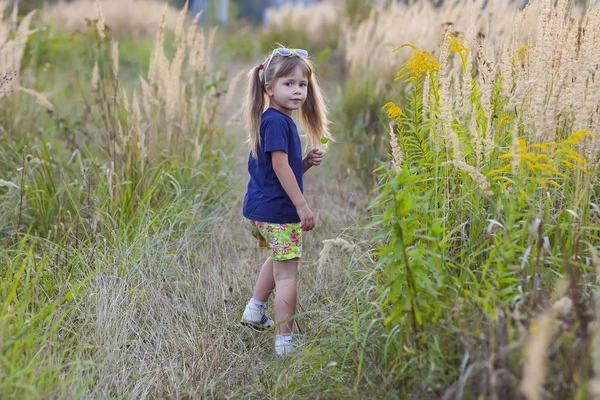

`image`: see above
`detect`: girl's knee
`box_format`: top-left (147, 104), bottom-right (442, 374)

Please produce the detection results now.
top-left (273, 258), bottom-right (299, 281)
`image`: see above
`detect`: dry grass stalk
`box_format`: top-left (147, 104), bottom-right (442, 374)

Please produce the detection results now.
top-left (0, 179), bottom-right (18, 189)
top-left (111, 39), bottom-right (119, 78)
top-left (17, 87), bottom-right (55, 111)
top-left (318, 237), bottom-right (360, 269)
top-left (131, 90), bottom-right (144, 165)
top-left (520, 309), bottom-right (554, 400)
top-left (91, 61), bottom-right (100, 91)
top-left (389, 122), bottom-right (403, 172)
top-left (264, 2), bottom-right (341, 42)
top-left (93, 0), bottom-right (106, 38)
top-left (0, 1), bottom-right (37, 93)
top-left (439, 31), bottom-right (462, 162)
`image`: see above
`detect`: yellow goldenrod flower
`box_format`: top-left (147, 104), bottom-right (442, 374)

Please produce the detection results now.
top-left (524, 153), bottom-right (550, 163)
top-left (535, 163), bottom-right (564, 177)
top-left (530, 142), bottom-right (558, 151)
top-left (553, 130), bottom-right (592, 175)
top-left (525, 160), bottom-right (537, 173)
top-left (487, 164), bottom-right (512, 176)
top-left (382, 102), bottom-right (407, 121)
top-left (446, 33), bottom-right (470, 54)
top-left (494, 137), bottom-right (571, 194)
top-left (562, 160), bottom-right (590, 175)
top-left (394, 44), bottom-right (440, 82)
top-left (565, 129), bottom-right (593, 145)
top-left (535, 179), bottom-right (561, 189)
top-left (555, 148), bottom-right (588, 165)
top-left (512, 45), bottom-right (533, 66)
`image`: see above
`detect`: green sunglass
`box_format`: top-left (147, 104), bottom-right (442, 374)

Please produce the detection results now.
top-left (264, 48), bottom-right (309, 82)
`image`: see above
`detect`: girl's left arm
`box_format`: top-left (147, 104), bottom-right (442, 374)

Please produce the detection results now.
top-left (303, 149), bottom-right (323, 173)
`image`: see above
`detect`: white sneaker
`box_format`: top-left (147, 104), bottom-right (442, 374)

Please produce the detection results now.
top-left (240, 305), bottom-right (275, 331)
top-left (274, 336), bottom-right (297, 356)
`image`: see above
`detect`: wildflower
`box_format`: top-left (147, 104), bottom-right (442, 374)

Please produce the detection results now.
top-left (530, 142), bottom-right (558, 151)
top-left (486, 164), bottom-right (511, 176)
top-left (564, 129), bottom-right (593, 145)
top-left (534, 178), bottom-right (561, 189)
top-left (555, 130), bottom-right (593, 175)
top-left (493, 139), bottom-right (563, 191)
top-left (382, 102), bottom-right (407, 121)
top-left (512, 45), bottom-right (533, 66)
top-left (446, 33), bottom-right (470, 54)
top-left (393, 44), bottom-right (440, 82)
top-left (562, 160), bottom-right (590, 175)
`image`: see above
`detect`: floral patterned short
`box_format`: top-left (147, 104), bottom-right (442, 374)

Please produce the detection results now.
top-left (247, 219), bottom-right (303, 261)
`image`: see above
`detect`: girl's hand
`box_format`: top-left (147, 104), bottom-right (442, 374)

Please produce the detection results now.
top-left (296, 204), bottom-right (315, 231)
top-left (305, 149), bottom-right (323, 168)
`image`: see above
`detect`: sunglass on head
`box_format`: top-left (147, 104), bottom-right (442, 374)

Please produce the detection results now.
top-left (273, 48), bottom-right (308, 57)
top-left (264, 48), bottom-right (309, 82)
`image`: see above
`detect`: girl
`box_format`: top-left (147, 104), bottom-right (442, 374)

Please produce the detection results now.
top-left (240, 47), bottom-right (332, 356)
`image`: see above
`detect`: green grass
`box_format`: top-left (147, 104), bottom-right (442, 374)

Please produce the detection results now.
top-left (1, 236), bottom-right (90, 399)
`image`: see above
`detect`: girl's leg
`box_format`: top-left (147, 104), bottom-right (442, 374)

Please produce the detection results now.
top-left (241, 257), bottom-right (276, 330)
top-left (272, 259), bottom-right (299, 334)
top-left (252, 257), bottom-right (275, 303)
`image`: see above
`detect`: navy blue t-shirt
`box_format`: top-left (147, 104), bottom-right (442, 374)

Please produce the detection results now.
top-left (243, 108), bottom-right (303, 223)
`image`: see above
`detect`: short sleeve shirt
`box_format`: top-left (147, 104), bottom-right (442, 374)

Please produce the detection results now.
top-left (243, 108), bottom-right (303, 223)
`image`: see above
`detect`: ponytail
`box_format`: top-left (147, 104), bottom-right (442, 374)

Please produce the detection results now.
top-left (299, 72), bottom-right (333, 151)
top-left (245, 64), bottom-right (267, 158)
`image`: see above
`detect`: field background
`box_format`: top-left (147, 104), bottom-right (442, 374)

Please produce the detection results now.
top-left (2, 0), bottom-right (600, 398)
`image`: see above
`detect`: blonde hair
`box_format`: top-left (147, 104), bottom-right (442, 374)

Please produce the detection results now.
top-left (244, 48), bottom-right (332, 158)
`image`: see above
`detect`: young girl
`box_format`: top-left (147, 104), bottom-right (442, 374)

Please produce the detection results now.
top-left (240, 47), bottom-right (332, 356)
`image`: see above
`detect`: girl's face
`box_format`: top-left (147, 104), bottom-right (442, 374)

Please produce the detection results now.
top-left (265, 66), bottom-right (308, 116)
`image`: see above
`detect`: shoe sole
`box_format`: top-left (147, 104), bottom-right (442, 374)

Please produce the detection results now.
top-left (240, 320), bottom-right (272, 332)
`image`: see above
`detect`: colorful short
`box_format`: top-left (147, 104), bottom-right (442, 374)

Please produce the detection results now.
top-left (247, 219), bottom-right (303, 261)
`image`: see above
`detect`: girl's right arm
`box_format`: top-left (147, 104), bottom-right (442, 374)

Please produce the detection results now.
top-left (271, 150), bottom-right (315, 231)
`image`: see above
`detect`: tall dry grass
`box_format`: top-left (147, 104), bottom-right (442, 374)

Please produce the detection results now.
top-left (264, 2), bottom-right (341, 42)
top-left (345, 0), bottom-right (544, 80)
top-left (43, 0), bottom-right (180, 37)
top-left (84, 0), bottom-right (221, 219)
